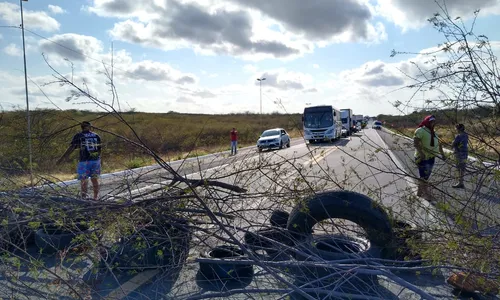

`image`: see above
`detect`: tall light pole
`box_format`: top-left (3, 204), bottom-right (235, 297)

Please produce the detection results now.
top-left (256, 77), bottom-right (266, 130)
top-left (20, 0), bottom-right (33, 188)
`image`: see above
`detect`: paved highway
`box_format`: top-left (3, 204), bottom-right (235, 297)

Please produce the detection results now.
top-left (4, 126), bottom-right (498, 299)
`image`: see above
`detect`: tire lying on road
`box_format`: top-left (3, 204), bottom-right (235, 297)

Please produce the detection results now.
top-left (286, 190), bottom-right (394, 249)
top-left (269, 209), bottom-right (289, 228)
top-left (380, 219), bottom-right (423, 263)
top-left (196, 245), bottom-right (254, 291)
top-left (0, 210), bottom-right (35, 252)
top-left (244, 228), bottom-right (295, 260)
top-left (293, 234), bottom-right (378, 290)
top-left (98, 222), bottom-right (191, 273)
top-left (35, 222), bottom-right (91, 254)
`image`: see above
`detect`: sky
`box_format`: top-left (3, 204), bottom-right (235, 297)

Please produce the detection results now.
top-left (1, 0), bottom-right (500, 116)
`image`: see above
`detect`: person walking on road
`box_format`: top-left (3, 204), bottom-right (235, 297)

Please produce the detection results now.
top-left (413, 115), bottom-right (446, 198)
top-left (230, 127), bottom-right (238, 156)
top-left (451, 123), bottom-right (468, 188)
top-left (57, 121), bottom-right (102, 200)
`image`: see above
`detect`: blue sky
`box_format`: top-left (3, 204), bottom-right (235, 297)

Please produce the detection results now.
top-left (1, 0), bottom-right (500, 116)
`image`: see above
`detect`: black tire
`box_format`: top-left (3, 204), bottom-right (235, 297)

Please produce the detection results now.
top-left (295, 234), bottom-right (372, 261)
top-left (287, 140), bottom-right (291, 148)
top-left (279, 141), bottom-right (283, 149)
top-left (99, 223), bottom-right (191, 272)
top-left (293, 234), bottom-right (378, 288)
top-left (197, 245), bottom-right (254, 291)
top-left (244, 228), bottom-right (295, 253)
top-left (380, 220), bottom-right (423, 262)
top-left (0, 211), bottom-right (35, 251)
top-left (286, 190), bottom-right (393, 248)
top-left (35, 223), bottom-right (90, 254)
top-left (269, 210), bottom-right (289, 228)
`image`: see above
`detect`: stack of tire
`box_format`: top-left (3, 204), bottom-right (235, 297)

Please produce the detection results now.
top-left (96, 221), bottom-right (191, 273)
top-left (83, 218), bottom-right (192, 293)
top-left (34, 221), bottom-right (93, 254)
top-left (198, 190), bottom-right (421, 297)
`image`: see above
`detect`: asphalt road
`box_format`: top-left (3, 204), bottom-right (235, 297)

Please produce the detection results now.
top-left (3, 128), bottom-right (499, 299)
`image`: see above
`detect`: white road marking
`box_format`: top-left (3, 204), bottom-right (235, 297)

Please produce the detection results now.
top-left (108, 141), bottom-right (317, 199)
top-left (248, 146), bottom-right (340, 209)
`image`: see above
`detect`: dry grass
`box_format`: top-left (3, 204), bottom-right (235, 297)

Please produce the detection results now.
top-left (0, 109), bottom-right (305, 188)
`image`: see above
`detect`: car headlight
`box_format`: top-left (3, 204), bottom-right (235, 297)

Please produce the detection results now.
top-left (325, 129), bottom-right (333, 134)
top-left (304, 130), bottom-right (312, 135)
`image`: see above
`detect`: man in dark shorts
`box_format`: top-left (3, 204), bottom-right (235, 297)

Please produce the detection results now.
top-left (413, 115), bottom-right (446, 198)
top-left (451, 124), bottom-right (468, 188)
top-left (57, 121), bottom-right (102, 200)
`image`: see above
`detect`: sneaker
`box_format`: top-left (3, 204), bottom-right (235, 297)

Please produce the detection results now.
top-left (452, 183), bottom-right (465, 189)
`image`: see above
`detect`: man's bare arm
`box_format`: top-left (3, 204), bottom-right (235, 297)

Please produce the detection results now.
top-left (439, 143), bottom-right (446, 160)
top-left (57, 144), bottom-right (76, 165)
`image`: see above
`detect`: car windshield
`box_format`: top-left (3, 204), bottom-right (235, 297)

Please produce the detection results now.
top-left (261, 130), bottom-right (280, 137)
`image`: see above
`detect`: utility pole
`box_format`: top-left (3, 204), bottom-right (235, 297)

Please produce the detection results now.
top-left (20, 0), bottom-right (33, 188)
top-left (257, 77), bottom-right (266, 130)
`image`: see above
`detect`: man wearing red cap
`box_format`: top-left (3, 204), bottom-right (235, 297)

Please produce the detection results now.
top-left (413, 115), bottom-right (446, 198)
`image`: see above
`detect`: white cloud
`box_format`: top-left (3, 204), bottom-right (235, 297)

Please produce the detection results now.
top-left (39, 33), bottom-right (103, 64)
top-left (374, 0), bottom-right (500, 31)
top-left (85, 0), bottom-right (386, 61)
top-left (253, 69), bottom-right (314, 91)
top-left (120, 60), bottom-right (197, 84)
top-left (313, 64), bottom-right (319, 69)
top-left (3, 43), bottom-right (21, 57)
top-left (0, 2), bottom-right (60, 32)
top-left (48, 5), bottom-right (66, 15)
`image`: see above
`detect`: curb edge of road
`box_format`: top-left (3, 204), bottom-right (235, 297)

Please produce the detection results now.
top-left (35, 137), bottom-right (305, 189)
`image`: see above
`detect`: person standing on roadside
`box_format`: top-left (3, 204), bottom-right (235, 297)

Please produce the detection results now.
top-left (57, 121), bottom-right (102, 200)
top-left (413, 115), bottom-right (446, 198)
top-left (230, 127), bottom-right (238, 156)
top-left (451, 123), bottom-right (468, 188)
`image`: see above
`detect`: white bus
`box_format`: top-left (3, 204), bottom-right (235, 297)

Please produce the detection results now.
top-left (302, 105), bottom-right (342, 143)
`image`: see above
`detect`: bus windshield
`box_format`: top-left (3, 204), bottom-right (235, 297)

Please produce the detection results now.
top-left (304, 110), bottom-right (333, 128)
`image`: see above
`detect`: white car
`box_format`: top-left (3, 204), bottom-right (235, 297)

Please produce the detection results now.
top-left (341, 127), bottom-right (348, 137)
top-left (356, 122), bottom-right (362, 132)
top-left (372, 121), bottom-right (382, 130)
top-left (257, 128), bottom-right (291, 152)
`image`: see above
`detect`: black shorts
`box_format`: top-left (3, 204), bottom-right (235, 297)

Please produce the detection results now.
top-left (416, 157), bottom-right (435, 180)
top-left (455, 157), bottom-right (467, 171)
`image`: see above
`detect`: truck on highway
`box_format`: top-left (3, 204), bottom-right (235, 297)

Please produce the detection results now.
top-left (340, 109), bottom-right (353, 136)
top-left (353, 115), bottom-right (364, 131)
top-left (302, 105), bottom-right (342, 143)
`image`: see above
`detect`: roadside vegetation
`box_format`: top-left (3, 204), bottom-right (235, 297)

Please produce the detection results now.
top-left (0, 109), bottom-right (302, 188)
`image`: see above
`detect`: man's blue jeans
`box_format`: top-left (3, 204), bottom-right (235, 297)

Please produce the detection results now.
top-left (231, 141), bottom-right (237, 155)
